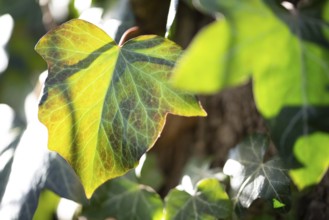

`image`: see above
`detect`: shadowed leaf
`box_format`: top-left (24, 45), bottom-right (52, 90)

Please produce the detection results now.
top-left (0, 122), bottom-right (86, 219)
top-left (164, 178), bottom-right (231, 220)
top-left (223, 134), bottom-right (290, 210)
top-left (81, 173), bottom-right (163, 220)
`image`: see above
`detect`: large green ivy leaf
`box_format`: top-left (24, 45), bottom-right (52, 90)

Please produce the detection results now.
top-left (223, 134), bottom-right (290, 209)
top-left (35, 19), bottom-right (206, 197)
top-left (171, 0), bottom-right (329, 189)
top-left (81, 172), bottom-right (163, 220)
top-left (164, 178), bottom-right (231, 220)
top-left (172, 0), bottom-right (329, 118)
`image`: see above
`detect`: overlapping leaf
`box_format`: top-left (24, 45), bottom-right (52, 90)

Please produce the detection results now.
top-left (289, 132), bottom-right (329, 189)
top-left (172, 0), bottom-right (329, 117)
top-left (171, 0), bottom-right (329, 189)
top-left (81, 172), bottom-right (163, 220)
top-left (164, 178), bottom-right (231, 220)
top-left (35, 19), bottom-right (206, 197)
top-left (223, 134), bottom-right (290, 209)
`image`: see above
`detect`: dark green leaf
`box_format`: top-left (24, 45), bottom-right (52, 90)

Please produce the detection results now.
top-left (223, 134), bottom-right (290, 209)
top-left (164, 178), bottom-right (231, 220)
top-left (81, 173), bottom-right (163, 220)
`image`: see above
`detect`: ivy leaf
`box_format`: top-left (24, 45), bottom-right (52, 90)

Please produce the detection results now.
top-left (289, 132), bottom-right (329, 189)
top-left (223, 134), bottom-right (290, 209)
top-left (269, 106), bottom-right (329, 189)
top-left (171, 0), bottom-right (329, 189)
top-left (81, 173), bottom-right (163, 220)
top-left (35, 19), bottom-right (206, 197)
top-left (164, 178), bottom-right (231, 220)
top-left (172, 0), bottom-right (329, 117)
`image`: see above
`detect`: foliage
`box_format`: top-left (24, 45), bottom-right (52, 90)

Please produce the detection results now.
top-left (81, 172), bottom-right (163, 220)
top-left (172, 0), bottom-right (329, 190)
top-left (1, 0), bottom-right (329, 219)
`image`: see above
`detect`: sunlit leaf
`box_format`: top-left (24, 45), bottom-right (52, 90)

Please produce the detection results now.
top-left (289, 132), bottom-right (329, 189)
top-left (172, 0), bottom-right (329, 117)
top-left (35, 18), bottom-right (206, 197)
top-left (171, 0), bottom-right (329, 190)
top-left (223, 134), bottom-right (290, 209)
top-left (164, 178), bottom-right (231, 220)
top-left (32, 190), bottom-right (60, 220)
top-left (269, 106), bottom-right (329, 185)
top-left (273, 198), bottom-right (285, 209)
top-left (81, 173), bottom-right (163, 220)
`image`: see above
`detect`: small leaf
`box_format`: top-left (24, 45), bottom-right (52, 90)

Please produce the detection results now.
top-left (272, 198), bottom-right (285, 209)
top-left (289, 132), bottom-right (329, 189)
top-left (81, 173), bottom-right (163, 220)
top-left (164, 178), bottom-right (231, 220)
top-left (223, 134), bottom-right (290, 209)
top-left (35, 19), bottom-right (206, 197)
top-left (33, 190), bottom-right (60, 220)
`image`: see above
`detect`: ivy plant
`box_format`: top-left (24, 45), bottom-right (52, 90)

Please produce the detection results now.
top-left (1, 0), bottom-right (328, 219)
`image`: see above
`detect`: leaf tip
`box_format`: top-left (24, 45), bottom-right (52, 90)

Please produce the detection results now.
top-left (273, 198), bottom-right (286, 209)
top-left (198, 104), bottom-right (208, 117)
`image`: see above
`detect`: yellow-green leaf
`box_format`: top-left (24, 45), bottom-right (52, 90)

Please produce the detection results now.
top-left (289, 133), bottom-right (329, 189)
top-left (272, 198), bottom-right (285, 209)
top-left (35, 19), bottom-right (206, 198)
